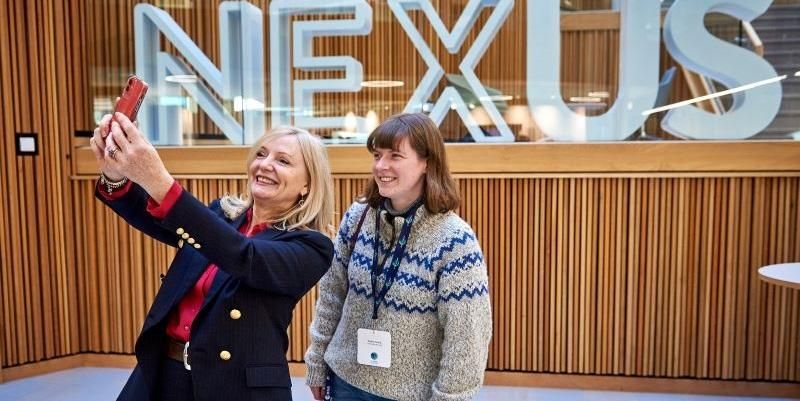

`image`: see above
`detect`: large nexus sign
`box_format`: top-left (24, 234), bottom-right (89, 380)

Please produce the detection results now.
top-left (134, 0), bottom-right (780, 144)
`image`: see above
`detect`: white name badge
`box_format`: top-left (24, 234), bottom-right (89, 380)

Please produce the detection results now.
top-left (357, 328), bottom-right (391, 368)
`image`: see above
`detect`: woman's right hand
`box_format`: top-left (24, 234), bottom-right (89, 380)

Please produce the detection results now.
top-left (90, 113), bottom-right (125, 181)
top-left (309, 386), bottom-right (324, 400)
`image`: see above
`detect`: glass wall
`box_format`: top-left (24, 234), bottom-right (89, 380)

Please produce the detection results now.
top-left (89, 0), bottom-right (800, 144)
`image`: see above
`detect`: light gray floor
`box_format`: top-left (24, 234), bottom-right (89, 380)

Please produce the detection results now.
top-left (0, 367), bottom-right (794, 401)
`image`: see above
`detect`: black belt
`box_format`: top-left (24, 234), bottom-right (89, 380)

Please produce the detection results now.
top-left (165, 339), bottom-right (191, 370)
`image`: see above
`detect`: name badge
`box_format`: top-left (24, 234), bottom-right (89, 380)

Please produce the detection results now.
top-left (357, 328), bottom-right (391, 368)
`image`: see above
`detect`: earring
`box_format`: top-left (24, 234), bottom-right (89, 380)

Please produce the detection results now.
top-left (298, 196), bottom-right (305, 207)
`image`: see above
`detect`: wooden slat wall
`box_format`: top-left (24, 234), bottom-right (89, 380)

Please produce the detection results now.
top-left (68, 175), bottom-right (800, 381)
top-left (2, 0), bottom-right (799, 388)
top-left (473, 176), bottom-right (799, 380)
top-left (566, 1), bottom-right (613, 10)
top-left (0, 0), bottom-right (84, 370)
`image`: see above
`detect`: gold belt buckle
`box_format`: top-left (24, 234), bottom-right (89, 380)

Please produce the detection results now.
top-left (183, 341), bottom-right (191, 371)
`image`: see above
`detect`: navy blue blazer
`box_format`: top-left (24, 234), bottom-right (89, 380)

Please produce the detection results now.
top-left (97, 183), bottom-right (333, 401)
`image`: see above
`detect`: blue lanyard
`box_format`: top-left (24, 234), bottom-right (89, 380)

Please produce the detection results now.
top-left (371, 200), bottom-right (421, 319)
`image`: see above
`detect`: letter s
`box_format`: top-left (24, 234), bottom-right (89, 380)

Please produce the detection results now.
top-left (662, 0), bottom-right (780, 139)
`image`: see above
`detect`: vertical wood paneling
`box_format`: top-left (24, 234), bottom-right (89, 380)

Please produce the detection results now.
top-left (0, 0), bottom-right (83, 370)
top-left (0, 0), bottom-right (11, 372)
top-left (49, 175), bottom-right (800, 383)
top-left (1, 0), bottom-right (799, 389)
top-left (567, 0), bottom-right (613, 10)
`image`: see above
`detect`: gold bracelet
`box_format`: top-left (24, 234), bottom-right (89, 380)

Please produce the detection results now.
top-left (100, 172), bottom-right (129, 194)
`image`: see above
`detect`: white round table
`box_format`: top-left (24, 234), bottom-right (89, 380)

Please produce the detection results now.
top-left (758, 263), bottom-right (800, 289)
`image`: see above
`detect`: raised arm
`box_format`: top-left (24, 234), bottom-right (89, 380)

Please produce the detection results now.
top-left (158, 191), bottom-right (333, 298)
top-left (94, 181), bottom-right (181, 247)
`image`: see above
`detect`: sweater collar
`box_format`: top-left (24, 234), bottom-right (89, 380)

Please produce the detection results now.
top-left (382, 197), bottom-right (424, 218)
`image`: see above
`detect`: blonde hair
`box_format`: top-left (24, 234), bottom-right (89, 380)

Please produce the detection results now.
top-left (220, 127), bottom-right (335, 238)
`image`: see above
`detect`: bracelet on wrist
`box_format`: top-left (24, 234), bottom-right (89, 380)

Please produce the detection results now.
top-left (100, 172), bottom-right (129, 194)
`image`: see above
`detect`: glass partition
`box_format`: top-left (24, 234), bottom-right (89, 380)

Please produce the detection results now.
top-left (88, 0), bottom-right (800, 144)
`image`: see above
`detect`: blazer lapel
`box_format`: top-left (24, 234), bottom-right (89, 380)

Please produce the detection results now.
top-left (143, 207), bottom-right (254, 332)
top-left (198, 210), bottom-right (251, 310)
top-left (200, 267), bottom-right (230, 312)
top-left (167, 252), bottom-right (208, 304)
top-left (142, 249), bottom-right (209, 331)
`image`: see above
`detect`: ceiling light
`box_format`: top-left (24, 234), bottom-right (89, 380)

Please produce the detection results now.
top-left (344, 111), bottom-right (358, 132)
top-left (164, 74), bottom-right (198, 84)
top-left (569, 96), bottom-right (602, 103)
top-left (478, 95), bottom-right (514, 101)
top-left (366, 110), bottom-right (379, 133)
top-left (361, 80), bottom-right (404, 88)
top-left (588, 91), bottom-right (610, 98)
top-left (233, 96), bottom-right (265, 112)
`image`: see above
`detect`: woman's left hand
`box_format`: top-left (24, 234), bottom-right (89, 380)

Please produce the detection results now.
top-left (105, 112), bottom-right (174, 203)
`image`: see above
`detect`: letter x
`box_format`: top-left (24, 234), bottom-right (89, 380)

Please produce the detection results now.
top-left (388, 0), bottom-right (514, 142)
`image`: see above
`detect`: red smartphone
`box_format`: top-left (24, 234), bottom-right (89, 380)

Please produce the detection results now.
top-left (114, 75), bottom-right (149, 122)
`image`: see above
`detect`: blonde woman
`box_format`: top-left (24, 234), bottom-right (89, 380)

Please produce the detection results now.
top-left (92, 112), bottom-right (335, 401)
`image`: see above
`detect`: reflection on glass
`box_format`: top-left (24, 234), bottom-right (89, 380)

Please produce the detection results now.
top-left (89, 0), bottom-right (800, 144)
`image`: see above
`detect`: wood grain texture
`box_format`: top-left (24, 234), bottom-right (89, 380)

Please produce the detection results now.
top-left (1, 0), bottom-right (798, 392)
top-left (0, 0), bottom-right (83, 371)
top-left (62, 175), bottom-right (800, 383)
top-left (72, 141), bottom-right (800, 175)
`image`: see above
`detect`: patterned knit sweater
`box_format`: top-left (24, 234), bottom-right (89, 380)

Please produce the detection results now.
top-left (305, 201), bottom-right (492, 401)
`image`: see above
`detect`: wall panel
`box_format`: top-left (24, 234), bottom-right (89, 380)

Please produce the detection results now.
top-left (0, 0), bottom-right (798, 391)
top-left (0, 0), bottom-right (83, 370)
top-left (63, 175), bottom-right (800, 382)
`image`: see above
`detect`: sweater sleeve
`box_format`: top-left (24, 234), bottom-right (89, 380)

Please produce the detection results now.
top-left (430, 228), bottom-right (492, 401)
top-left (305, 202), bottom-right (368, 386)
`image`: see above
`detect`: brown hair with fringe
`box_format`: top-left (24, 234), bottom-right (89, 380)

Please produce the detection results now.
top-left (361, 113), bottom-right (459, 213)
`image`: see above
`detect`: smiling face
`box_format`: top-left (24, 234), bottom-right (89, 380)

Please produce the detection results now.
top-left (372, 137), bottom-right (427, 211)
top-left (248, 134), bottom-right (309, 214)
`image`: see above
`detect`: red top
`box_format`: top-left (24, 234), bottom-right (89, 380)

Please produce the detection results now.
top-left (98, 178), bottom-right (269, 342)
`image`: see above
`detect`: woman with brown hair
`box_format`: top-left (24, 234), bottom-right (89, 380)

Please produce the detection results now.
top-left (305, 113), bottom-right (492, 401)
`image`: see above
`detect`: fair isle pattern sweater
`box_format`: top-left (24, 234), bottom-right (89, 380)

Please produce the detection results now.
top-left (305, 202), bottom-right (492, 401)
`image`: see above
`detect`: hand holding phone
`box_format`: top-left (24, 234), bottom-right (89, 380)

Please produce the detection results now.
top-left (113, 75), bottom-right (148, 123)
